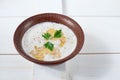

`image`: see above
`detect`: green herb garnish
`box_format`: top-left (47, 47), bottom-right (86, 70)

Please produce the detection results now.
top-left (54, 29), bottom-right (62, 38)
top-left (42, 33), bottom-right (51, 40)
top-left (44, 41), bottom-right (54, 51)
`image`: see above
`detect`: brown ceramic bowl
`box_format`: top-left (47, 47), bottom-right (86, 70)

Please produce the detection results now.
top-left (14, 13), bottom-right (84, 65)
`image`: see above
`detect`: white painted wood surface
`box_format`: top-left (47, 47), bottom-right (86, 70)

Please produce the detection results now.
top-left (0, 17), bottom-right (27, 54)
top-left (1, 54), bottom-right (120, 80)
top-left (0, 0), bottom-right (120, 80)
top-left (0, 0), bottom-right (40, 16)
top-left (66, 54), bottom-right (120, 80)
top-left (38, 0), bottom-right (62, 14)
top-left (0, 55), bottom-right (33, 80)
top-left (71, 17), bottom-right (120, 53)
top-left (63, 0), bottom-right (120, 16)
top-left (0, 0), bottom-right (62, 16)
top-left (34, 63), bottom-right (67, 80)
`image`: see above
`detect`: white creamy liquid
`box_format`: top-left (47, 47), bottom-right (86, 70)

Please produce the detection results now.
top-left (22, 22), bottom-right (77, 61)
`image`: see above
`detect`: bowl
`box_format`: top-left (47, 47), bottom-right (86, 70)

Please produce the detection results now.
top-left (14, 13), bottom-right (84, 65)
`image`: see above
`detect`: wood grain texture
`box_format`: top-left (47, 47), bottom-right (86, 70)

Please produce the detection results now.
top-left (33, 54), bottom-right (120, 80)
top-left (63, 0), bottom-right (120, 16)
top-left (71, 17), bottom-right (120, 53)
top-left (0, 17), bottom-right (27, 54)
top-left (39, 0), bottom-right (62, 14)
top-left (66, 54), bottom-right (120, 80)
top-left (0, 0), bottom-right (40, 16)
top-left (33, 63), bottom-right (67, 80)
top-left (0, 0), bottom-right (62, 17)
top-left (0, 55), bottom-right (33, 80)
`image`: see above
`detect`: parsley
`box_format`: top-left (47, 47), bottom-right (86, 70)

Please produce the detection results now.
top-left (42, 33), bottom-right (51, 40)
top-left (54, 29), bottom-right (62, 38)
top-left (44, 41), bottom-right (54, 51)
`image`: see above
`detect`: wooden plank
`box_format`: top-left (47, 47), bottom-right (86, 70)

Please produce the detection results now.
top-left (0, 55), bottom-right (33, 80)
top-left (33, 63), bottom-right (67, 80)
top-left (33, 54), bottom-right (120, 80)
top-left (0, 0), bottom-right (62, 17)
top-left (39, 0), bottom-right (62, 14)
top-left (71, 17), bottom-right (120, 53)
top-left (0, 0), bottom-right (40, 16)
top-left (66, 54), bottom-right (120, 80)
top-left (63, 0), bottom-right (120, 16)
top-left (0, 17), bottom-right (27, 54)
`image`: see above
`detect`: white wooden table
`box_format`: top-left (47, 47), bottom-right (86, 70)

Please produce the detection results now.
top-left (0, 0), bottom-right (120, 80)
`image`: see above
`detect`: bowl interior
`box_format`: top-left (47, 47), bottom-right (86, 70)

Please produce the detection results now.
top-left (14, 13), bottom-right (84, 65)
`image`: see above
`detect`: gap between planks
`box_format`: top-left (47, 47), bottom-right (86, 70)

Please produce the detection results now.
top-left (0, 53), bottom-right (120, 55)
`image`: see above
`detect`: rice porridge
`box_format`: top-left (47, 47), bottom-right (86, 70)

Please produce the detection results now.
top-left (22, 22), bottom-right (77, 61)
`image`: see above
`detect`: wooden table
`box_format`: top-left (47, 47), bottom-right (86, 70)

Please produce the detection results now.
top-left (0, 0), bottom-right (120, 80)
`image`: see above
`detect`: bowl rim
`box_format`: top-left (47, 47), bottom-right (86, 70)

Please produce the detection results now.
top-left (13, 13), bottom-right (84, 65)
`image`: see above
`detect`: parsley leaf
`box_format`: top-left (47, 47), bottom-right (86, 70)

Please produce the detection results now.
top-left (44, 41), bottom-right (54, 51)
top-left (54, 29), bottom-right (62, 38)
top-left (42, 33), bottom-right (51, 40)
